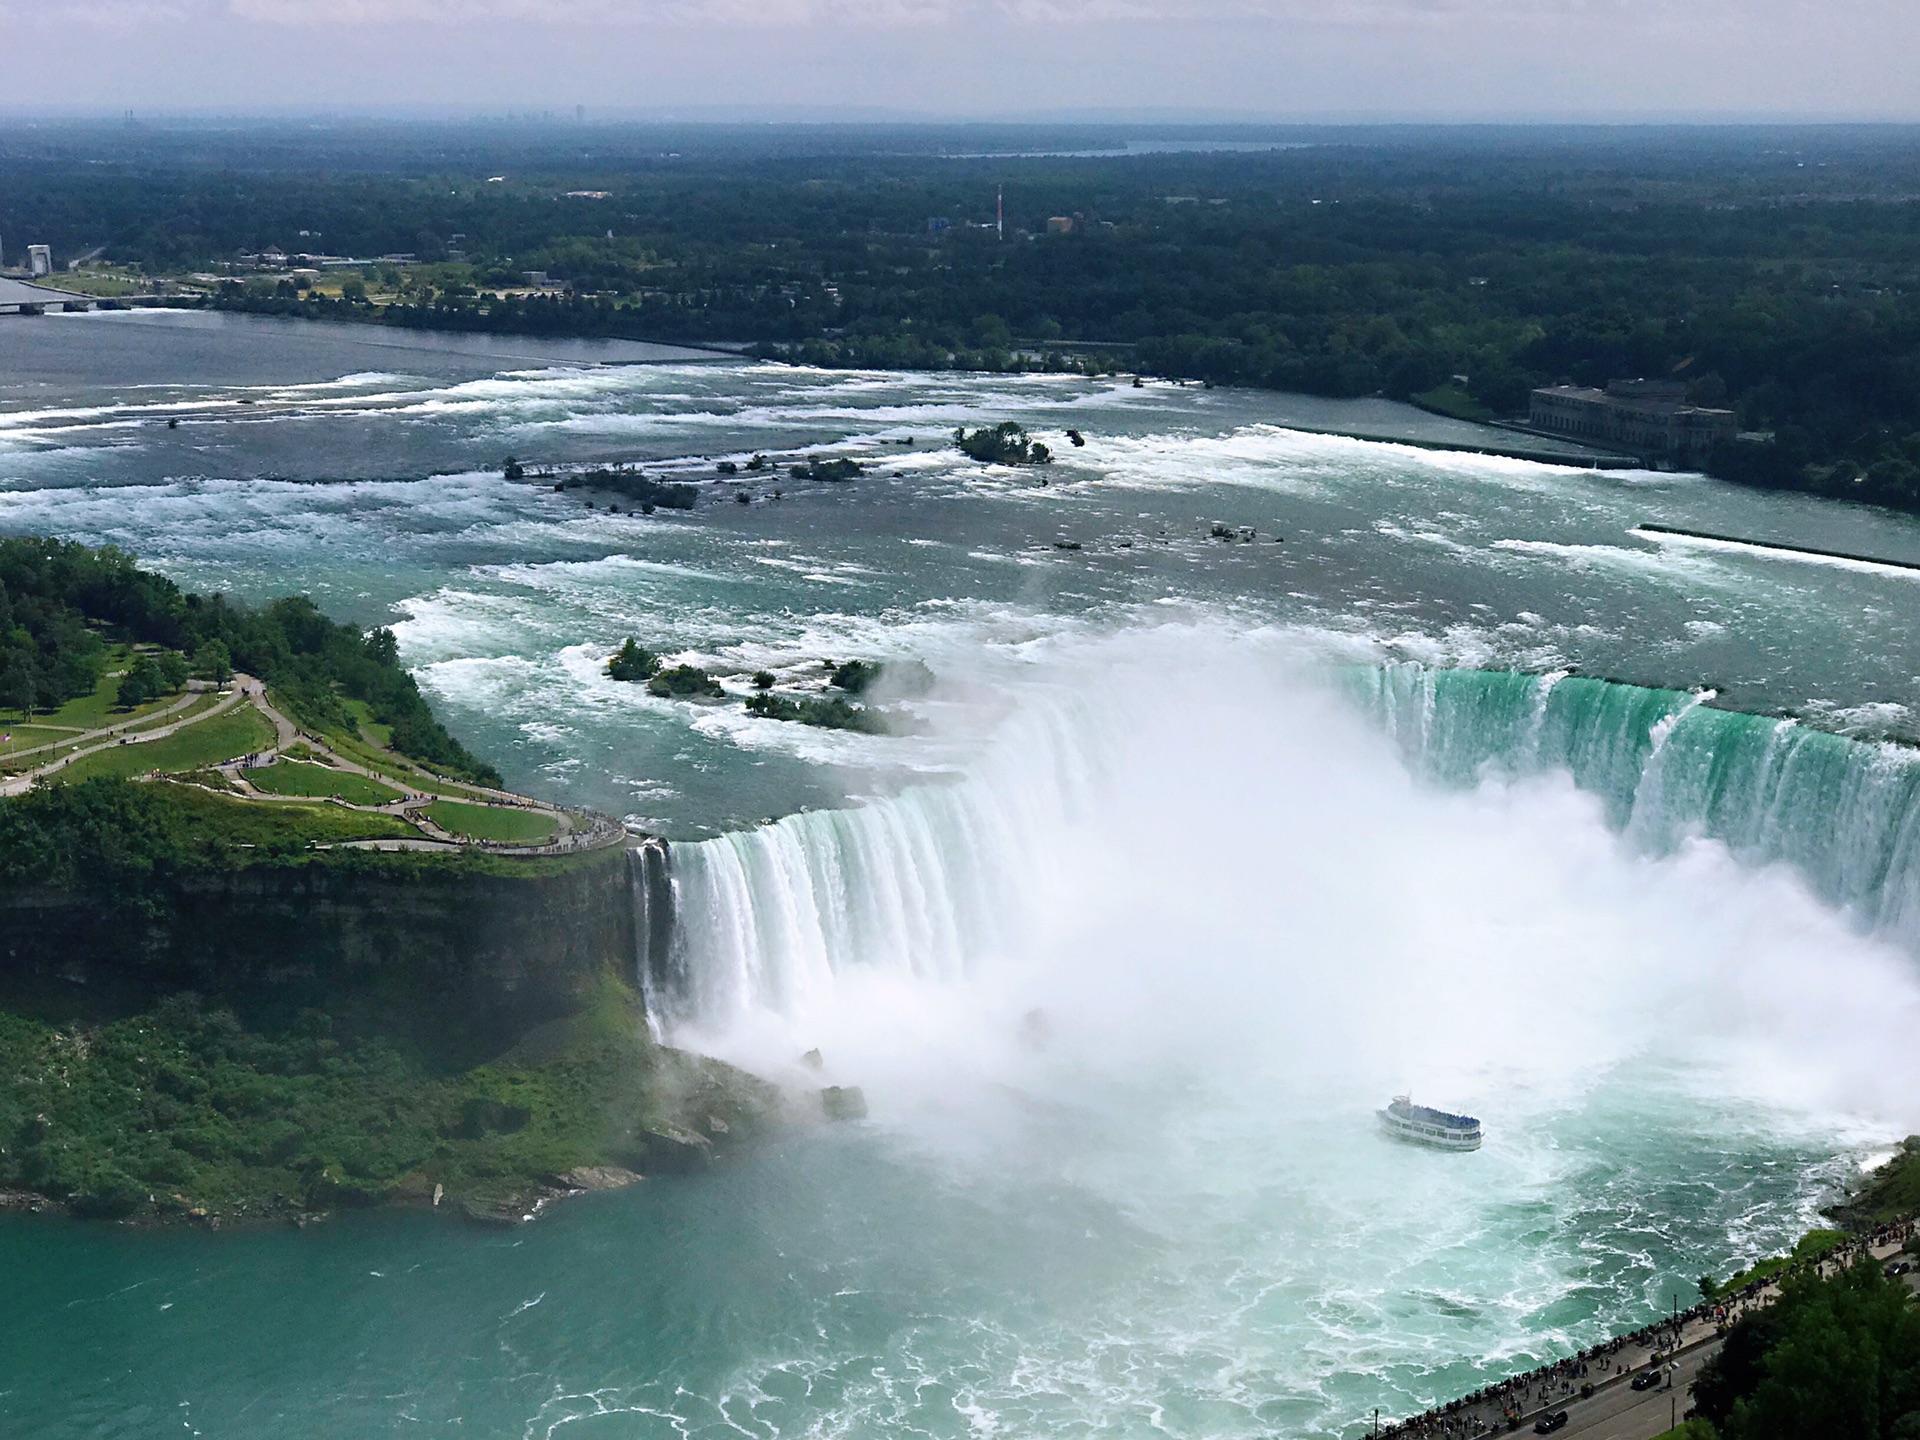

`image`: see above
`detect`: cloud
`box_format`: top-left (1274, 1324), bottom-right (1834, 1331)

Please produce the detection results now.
top-left (38, 0), bottom-right (1820, 29)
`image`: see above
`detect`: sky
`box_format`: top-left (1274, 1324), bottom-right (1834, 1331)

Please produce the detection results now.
top-left (7, 0), bottom-right (1919, 119)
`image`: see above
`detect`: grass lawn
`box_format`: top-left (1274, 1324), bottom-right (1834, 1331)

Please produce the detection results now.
top-left (424, 800), bottom-right (559, 845)
top-left (247, 760), bottom-right (404, 806)
top-left (340, 696), bottom-right (395, 748)
top-left (0, 725), bottom-right (68, 756)
top-left (0, 654), bottom-right (196, 733)
top-left (62, 707), bottom-right (277, 782)
top-left (144, 782), bottom-right (420, 847)
top-left (1411, 383), bottom-right (1494, 423)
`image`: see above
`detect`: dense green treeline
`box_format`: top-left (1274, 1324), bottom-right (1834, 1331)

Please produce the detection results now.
top-left (1691, 1261), bottom-right (1920, 1440)
top-left (0, 538), bottom-right (495, 783)
top-left (11, 123), bottom-right (1920, 507)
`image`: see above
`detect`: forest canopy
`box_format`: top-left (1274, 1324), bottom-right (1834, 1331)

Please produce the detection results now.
top-left (0, 538), bottom-right (495, 784)
top-left (8, 122), bottom-right (1920, 509)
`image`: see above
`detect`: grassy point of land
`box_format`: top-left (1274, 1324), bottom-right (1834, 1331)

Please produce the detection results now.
top-left (60, 706), bottom-right (277, 784)
top-left (424, 799), bottom-right (560, 846)
top-left (246, 759), bottom-right (405, 806)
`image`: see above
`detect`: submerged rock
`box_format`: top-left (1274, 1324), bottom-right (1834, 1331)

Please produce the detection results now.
top-left (637, 1123), bottom-right (715, 1172)
top-left (553, 1165), bottom-right (643, 1193)
top-left (821, 1085), bottom-right (869, 1121)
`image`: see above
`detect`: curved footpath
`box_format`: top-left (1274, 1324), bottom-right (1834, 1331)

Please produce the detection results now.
top-left (1381, 1221), bottom-right (1919, 1440)
top-left (2, 674), bottom-right (627, 855)
top-left (0, 684), bottom-right (245, 797)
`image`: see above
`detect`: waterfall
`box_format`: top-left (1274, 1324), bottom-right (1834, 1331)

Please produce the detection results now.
top-left (646, 690), bottom-right (1097, 1032)
top-left (643, 660), bottom-right (1920, 1030)
top-left (1347, 665), bottom-right (1920, 943)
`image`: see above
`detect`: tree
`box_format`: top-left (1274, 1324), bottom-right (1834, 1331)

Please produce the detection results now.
top-left (1696, 1261), bottom-right (1920, 1440)
top-left (191, 640), bottom-right (232, 685)
top-left (606, 638), bottom-right (659, 683)
top-left (364, 629), bottom-right (399, 668)
top-left (954, 422), bottom-right (1053, 466)
top-left (0, 654), bottom-right (34, 716)
top-left (115, 653), bottom-right (168, 709)
top-left (156, 650), bottom-right (189, 691)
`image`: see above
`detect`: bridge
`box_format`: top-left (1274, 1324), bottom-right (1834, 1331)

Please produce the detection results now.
top-left (0, 276), bottom-right (92, 314)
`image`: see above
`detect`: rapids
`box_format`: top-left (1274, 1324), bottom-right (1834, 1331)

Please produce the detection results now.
top-left (5, 313), bottom-right (1920, 1438)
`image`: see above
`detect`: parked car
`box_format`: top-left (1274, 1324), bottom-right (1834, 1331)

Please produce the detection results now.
top-left (1631, 1371), bottom-right (1663, 1392)
top-left (1533, 1410), bottom-right (1570, 1434)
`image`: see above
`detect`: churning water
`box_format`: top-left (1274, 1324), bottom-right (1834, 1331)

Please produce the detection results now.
top-left (5, 313), bottom-right (1920, 1438)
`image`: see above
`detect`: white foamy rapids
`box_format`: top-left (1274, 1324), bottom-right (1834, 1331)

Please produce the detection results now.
top-left (664, 624), bottom-right (1920, 1134)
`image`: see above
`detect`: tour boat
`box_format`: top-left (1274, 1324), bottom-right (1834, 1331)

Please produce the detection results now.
top-left (1378, 1095), bottom-right (1483, 1151)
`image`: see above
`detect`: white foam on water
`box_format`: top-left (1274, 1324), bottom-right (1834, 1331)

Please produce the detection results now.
top-left (649, 619), bottom-right (1920, 1438)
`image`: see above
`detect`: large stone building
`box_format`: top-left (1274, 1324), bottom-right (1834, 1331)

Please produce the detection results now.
top-left (1529, 379), bottom-right (1736, 463)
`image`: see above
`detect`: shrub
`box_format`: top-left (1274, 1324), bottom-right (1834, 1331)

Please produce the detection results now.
top-left (607, 638), bottom-right (660, 683)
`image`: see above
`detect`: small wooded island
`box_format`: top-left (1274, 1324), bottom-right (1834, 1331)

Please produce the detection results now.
top-left (0, 539), bottom-right (770, 1227)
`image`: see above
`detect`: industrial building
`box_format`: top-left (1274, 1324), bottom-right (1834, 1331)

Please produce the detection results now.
top-left (1529, 379), bottom-right (1737, 463)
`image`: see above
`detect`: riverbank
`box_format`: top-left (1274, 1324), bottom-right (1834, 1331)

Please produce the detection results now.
top-left (0, 970), bottom-right (780, 1228)
top-left (1380, 1149), bottom-right (1920, 1440)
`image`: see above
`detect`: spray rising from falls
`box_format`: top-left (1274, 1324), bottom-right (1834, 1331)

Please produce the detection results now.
top-left (611, 631), bottom-right (1920, 1438)
top-left (1350, 665), bottom-right (1920, 946)
top-left (640, 650), bottom-right (1920, 1048)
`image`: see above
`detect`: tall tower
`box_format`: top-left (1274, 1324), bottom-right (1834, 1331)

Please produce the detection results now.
top-left (997, 186), bottom-right (1004, 240)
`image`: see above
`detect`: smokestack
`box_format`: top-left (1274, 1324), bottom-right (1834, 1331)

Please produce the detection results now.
top-left (997, 186), bottom-right (1004, 240)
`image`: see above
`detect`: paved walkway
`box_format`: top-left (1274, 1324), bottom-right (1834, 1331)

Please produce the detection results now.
top-left (2, 671), bottom-right (627, 855)
top-left (0, 684), bottom-right (245, 797)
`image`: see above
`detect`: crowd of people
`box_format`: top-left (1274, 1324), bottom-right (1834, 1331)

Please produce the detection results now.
top-left (1376, 1218), bottom-right (1918, 1440)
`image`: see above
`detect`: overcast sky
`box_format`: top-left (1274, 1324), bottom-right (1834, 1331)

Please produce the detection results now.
top-left (7, 0), bottom-right (1918, 119)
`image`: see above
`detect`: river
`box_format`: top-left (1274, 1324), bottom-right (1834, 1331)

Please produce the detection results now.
top-left (3, 309), bottom-right (1919, 1439)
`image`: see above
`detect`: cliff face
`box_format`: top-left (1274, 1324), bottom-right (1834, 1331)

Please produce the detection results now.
top-left (0, 852), bottom-right (637, 1064)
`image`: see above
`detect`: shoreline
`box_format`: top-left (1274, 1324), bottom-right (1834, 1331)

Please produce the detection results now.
top-left (1379, 1195), bottom-right (1920, 1440)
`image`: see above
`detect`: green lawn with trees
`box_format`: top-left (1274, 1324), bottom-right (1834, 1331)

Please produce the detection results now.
top-left (0, 538), bottom-right (497, 784)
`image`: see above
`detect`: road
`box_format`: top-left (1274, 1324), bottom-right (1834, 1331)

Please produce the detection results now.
top-left (1389, 1237), bottom-right (1916, 1440)
top-left (1558, 1343), bottom-right (1713, 1440)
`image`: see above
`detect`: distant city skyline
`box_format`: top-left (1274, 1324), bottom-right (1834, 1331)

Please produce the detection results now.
top-left (6, 0), bottom-right (1917, 119)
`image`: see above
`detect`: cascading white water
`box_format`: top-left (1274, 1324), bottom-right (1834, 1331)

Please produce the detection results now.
top-left (658, 680), bottom-right (1101, 1041)
top-left (660, 636), bottom-right (1920, 1055)
top-left (656, 624), bottom-right (1920, 1137)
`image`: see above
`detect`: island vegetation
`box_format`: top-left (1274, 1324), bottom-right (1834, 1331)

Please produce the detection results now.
top-left (743, 691), bottom-right (885, 733)
top-left (955, 423), bottom-right (1052, 466)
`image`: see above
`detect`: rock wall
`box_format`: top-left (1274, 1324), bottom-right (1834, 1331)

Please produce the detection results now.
top-left (0, 851), bottom-right (636, 1063)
